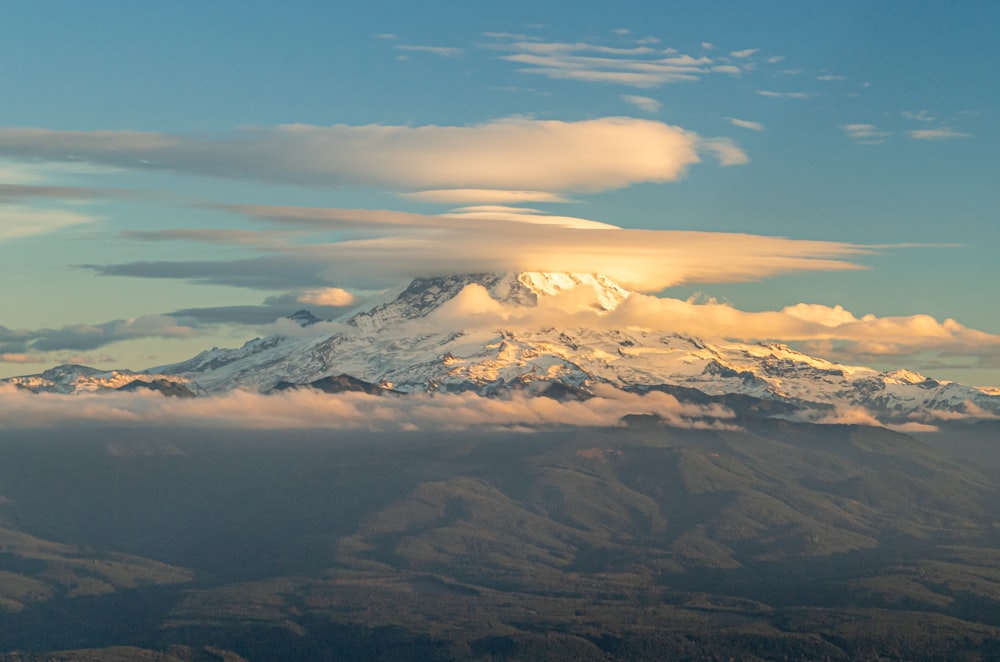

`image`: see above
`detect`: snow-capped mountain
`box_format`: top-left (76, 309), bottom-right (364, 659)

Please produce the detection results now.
top-left (7, 272), bottom-right (1000, 424)
top-left (5, 364), bottom-right (202, 396)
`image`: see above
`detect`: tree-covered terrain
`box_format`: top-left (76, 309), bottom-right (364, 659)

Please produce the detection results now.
top-left (0, 419), bottom-right (998, 660)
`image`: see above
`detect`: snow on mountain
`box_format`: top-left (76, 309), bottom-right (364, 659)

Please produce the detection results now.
top-left (6, 272), bottom-right (999, 424)
top-left (6, 364), bottom-right (201, 395)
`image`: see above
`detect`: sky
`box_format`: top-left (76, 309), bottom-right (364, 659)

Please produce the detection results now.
top-left (1, 0), bottom-right (999, 387)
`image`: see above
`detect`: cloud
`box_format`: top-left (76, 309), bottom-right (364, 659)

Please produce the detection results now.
top-left (0, 118), bottom-right (738, 196)
top-left (413, 284), bottom-right (1000, 371)
top-left (698, 138), bottom-right (750, 166)
top-left (85, 204), bottom-right (867, 293)
top-left (726, 117), bottom-right (764, 132)
top-left (401, 189), bottom-right (570, 204)
top-left (841, 123), bottom-right (889, 144)
top-left (0, 205), bottom-right (99, 242)
top-left (621, 94), bottom-right (661, 113)
top-left (1, 316), bottom-right (204, 356)
top-left (815, 74), bottom-right (847, 81)
top-left (729, 48), bottom-right (758, 59)
top-left (29, 316), bottom-right (202, 352)
top-left (394, 44), bottom-right (463, 57)
top-left (711, 65), bottom-right (742, 75)
top-left (488, 37), bottom-right (718, 88)
top-left (298, 287), bottom-right (356, 307)
top-left (0, 183), bottom-right (137, 201)
top-left (902, 110), bottom-right (935, 122)
top-left (756, 90), bottom-right (811, 99)
top-left (0, 385), bottom-right (736, 432)
top-left (908, 128), bottom-right (971, 140)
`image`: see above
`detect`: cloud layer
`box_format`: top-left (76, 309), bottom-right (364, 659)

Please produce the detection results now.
top-left (0, 385), bottom-right (735, 432)
top-left (0, 118), bottom-right (743, 200)
top-left (97, 204), bottom-right (866, 293)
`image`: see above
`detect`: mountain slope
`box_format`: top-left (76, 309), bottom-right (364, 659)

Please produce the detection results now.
top-left (7, 272), bottom-right (1000, 425)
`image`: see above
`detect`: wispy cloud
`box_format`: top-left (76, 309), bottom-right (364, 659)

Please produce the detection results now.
top-left (725, 117), bottom-right (764, 132)
top-left (902, 110), bottom-right (935, 122)
top-left (840, 123), bottom-right (889, 144)
top-left (908, 127), bottom-right (972, 140)
top-left (401, 189), bottom-right (570, 204)
top-left (816, 74), bottom-right (847, 81)
top-left (394, 44), bottom-right (463, 57)
top-left (484, 36), bottom-right (718, 88)
top-left (756, 90), bottom-right (811, 99)
top-left (729, 48), bottom-right (758, 59)
top-left (0, 205), bottom-right (99, 242)
top-left (621, 94), bottom-right (661, 113)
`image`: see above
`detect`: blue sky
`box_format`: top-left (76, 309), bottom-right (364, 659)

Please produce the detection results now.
top-left (1, 1), bottom-right (999, 385)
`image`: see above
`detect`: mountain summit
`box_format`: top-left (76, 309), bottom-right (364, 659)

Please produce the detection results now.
top-left (7, 272), bottom-right (1000, 424)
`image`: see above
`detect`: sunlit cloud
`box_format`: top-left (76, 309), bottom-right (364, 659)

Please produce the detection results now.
top-left (90, 203), bottom-right (867, 293)
top-left (902, 110), bottom-right (935, 122)
top-left (401, 189), bottom-right (571, 204)
top-left (621, 94), bottom-right (661, 113)
top-left (729, 48), bottom-right (758, 59)
top-left (486, 36), bottom-right (720, 88)
top-left (0, 385), bottom-right (736, 432)
top-left (0, 205), bottom-right (99, 242)
top-left (726, 117), bottom-right (764, 132)
top-left (756, 90), bottom-right (811, 99)
top-left (841, 123), bottom-right (889, 144)
top-left (418, 284), bottom-right (1000, 367)
top-left (0, 118), bottom-right (739, 195)
top-left (699, 138), bottom-right (749, 166)
top-left (394, 44), bottom-right (463, 57)
top-left (297, 287), bottom-right (356, 307)
top-left (908, 127), bottom-right (972, 140)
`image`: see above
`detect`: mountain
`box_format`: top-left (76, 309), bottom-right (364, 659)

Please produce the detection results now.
top-left (7, 272), bottom-right (1000, 425)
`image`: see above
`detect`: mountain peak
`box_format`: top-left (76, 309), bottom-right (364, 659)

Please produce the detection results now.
top-left (346, 272), bottom-right (631, 334)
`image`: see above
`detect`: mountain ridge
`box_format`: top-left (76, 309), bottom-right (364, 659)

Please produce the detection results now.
top-left (5, 272), bottom-right (999, 426)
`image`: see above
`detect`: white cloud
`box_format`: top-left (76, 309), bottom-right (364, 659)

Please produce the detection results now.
top-left (0, 118), bottom-right (740, 195)
top-left (902, 110), bottom-right (935, 122)
top-left (620, 94), bottom-right (661, 113)
top-left (816, 75), bottom-right (847, 81)
top-left (0, 385), bottom-right (735, 432)
top-left (698, 138), bottom-right (749, 166)
top-left (711, 65), bottom-right (742, 75)
top-left (488, 37), bottom-right (718, 88)
top-left (298, 287), bottom-right (356, 307)
top-left (401, 189), bottom-right (571, 204)
top-left (116, 204), bottom-right (867, 293)
top-left (0, 205), bottom-right (99, 242)
top-left (908, 128), bottom-right (971, 140)
top-left (394, 44), bottom-right (463, 57)
top-left (422, 285), bottom-right (1000, 369)
top-left (730, 48), bottom-right (758, 59)
top-left (841, 123), bottom-right (889, 144)
top-left (756, 90), bottom-right (811, 99)
top-left (725, 117), bottom-right (765, 132)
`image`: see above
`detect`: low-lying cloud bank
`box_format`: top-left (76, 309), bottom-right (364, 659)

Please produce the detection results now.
top-left (0, 384), bottom-right (736, 432)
